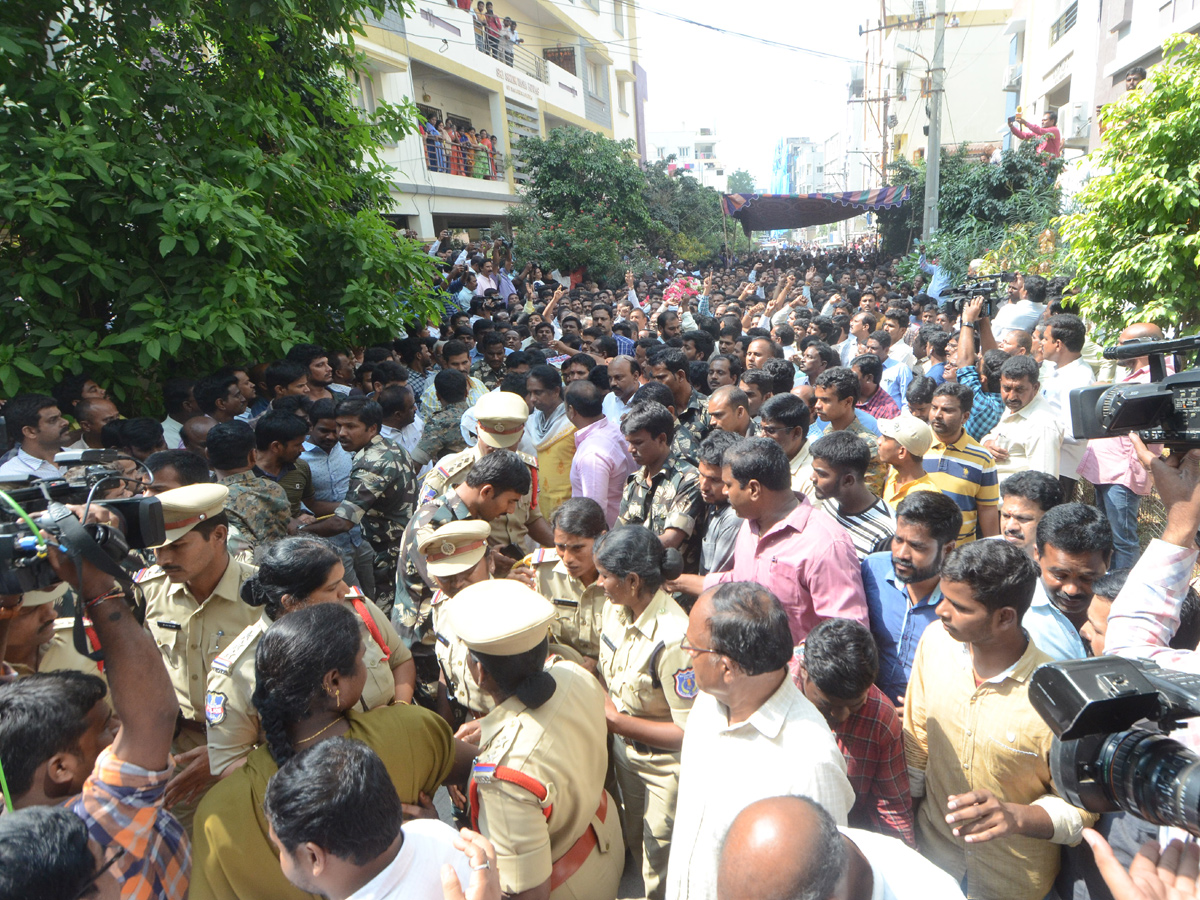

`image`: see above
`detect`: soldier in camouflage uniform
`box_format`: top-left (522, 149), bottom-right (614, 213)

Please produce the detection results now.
top-left (207, 421), bottom-right (292, 561)
top-left (617, 401), bottom-right (705, 578)
top-left (647, 347), bottom-right (710, 451)
top-left (392, 450), bottom-right (533, 710)
top-left (301, 397), bottom-right (416, 615)
top-left (470, 332), bottom-right (508, 391)
top-left (411, 370), bottom-right (471, 467)
top-left (417, 392), bottom-right (554, 554)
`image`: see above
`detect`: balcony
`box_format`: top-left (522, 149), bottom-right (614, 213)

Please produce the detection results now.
top-left (419, 128), bottom-right (507, 182)
top-left (1050, 2), bottom-right (1077, 44)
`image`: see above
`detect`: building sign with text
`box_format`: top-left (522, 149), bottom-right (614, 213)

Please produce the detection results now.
top-left (496, 67), bottom-right (543, 106)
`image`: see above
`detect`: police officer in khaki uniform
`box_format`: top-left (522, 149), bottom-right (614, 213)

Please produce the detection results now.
top-left (203, 535), bottom-right (415, 775)
top-left (2, 583), bottom-right (106, 690)
top-left (450, 581), bottom-right (624, 900)
top-left (137, 483), bottom-right (259, 823)
top-left (418, 392), bottom-right (554, 555)
top-left (516, 498), bottom-right (609, 666)
top-left (420, 519), bottom-right (497, 723)
top-left (593, 525), bottom-right (695, 900)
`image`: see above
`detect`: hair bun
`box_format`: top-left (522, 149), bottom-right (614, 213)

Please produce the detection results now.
top-left (661, 548), bottom-right (684, 583)
top-left (241, 576), bottom-right (267, 607)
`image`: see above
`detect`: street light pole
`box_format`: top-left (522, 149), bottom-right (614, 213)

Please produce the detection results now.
top-left (922, 0), bottom-right (945, 239)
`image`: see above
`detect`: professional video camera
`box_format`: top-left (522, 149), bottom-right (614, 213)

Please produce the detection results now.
top-left (1030, 657), bottom-right (1200, 834)
top-left (0, 449), bottom-right (165, 595)
top-left (938, 272), bottom-right (1019, 320)
top-left (1069, 334), bottom-right (1200, 446)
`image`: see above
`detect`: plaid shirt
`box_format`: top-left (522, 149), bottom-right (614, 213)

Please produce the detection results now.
top-left (857, 387), bottom-right (900, 421)
top-left (71, 747), bottom-right (190, 900)
top-left (957, 365), bottom-right (1004, 442)
top-left (789, 654), bottom-right (914, 846)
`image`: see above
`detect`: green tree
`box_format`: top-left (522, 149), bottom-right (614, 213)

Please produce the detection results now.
top-left (879, 144), bottom-right (1063, 283)
top-left (726, 168), bottom-right (756, 194)
top-left (1060, 34), bottom-right (1200, 332)
top-left (642, 160), bottom-right (725, 260)
top-left (0, 0), bottom-right (439, 405)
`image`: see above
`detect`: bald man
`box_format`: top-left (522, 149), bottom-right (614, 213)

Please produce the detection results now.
top-left (717, 796), bottom-right (964, 900)
top-left (707, 385), bottom-right (756, 437)
top-left (1077, 322), bottom-right (1166, 569)
top-left (181, 416), bottom-right (215, 459)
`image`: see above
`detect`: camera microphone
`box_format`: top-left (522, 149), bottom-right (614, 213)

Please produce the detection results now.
top-left (54, 449), bottom-right (122, 465)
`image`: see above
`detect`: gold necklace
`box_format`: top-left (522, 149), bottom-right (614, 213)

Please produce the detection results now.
top-left (295, 714), bottom-right (346, 746)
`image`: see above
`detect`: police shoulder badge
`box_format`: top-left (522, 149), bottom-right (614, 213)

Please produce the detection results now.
top-left (674, 668), bottom-right (698, 700)
top-left (205, 691), bottom-right (228, 726)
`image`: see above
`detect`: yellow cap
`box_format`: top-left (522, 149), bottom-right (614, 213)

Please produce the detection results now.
top-left (418, 520), bottom-right (491, 578)
top-left (22, 582), bottom-right (68, 607)
top-left (150, 483), bottom-right (230, 548)
top-left (446, 581), bottom-right (553, 656)
top-left (878, 414), bottom-right (934, 458)
top-left (472, 392), bottom-right (529, 448)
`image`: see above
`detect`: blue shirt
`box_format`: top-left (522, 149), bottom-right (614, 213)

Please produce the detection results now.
top-left (861, 551), bottom-right (943, 701)
top-left (1024, 578), bottom-right (1088, 661)
top-left (301, 440), bottom-right (362, 549)
top-left (918, 254), bottom-right (952, 301)
top-left (926, 362), bottom-right (947, 385)
top-left (879, 358), bottom-right (912, 412)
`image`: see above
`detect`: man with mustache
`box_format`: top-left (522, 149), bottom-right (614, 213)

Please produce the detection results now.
top-left (997, 471), bottom-right (1063, 558)
top-left (1023, 503), bottom-right (1113, 661)
top-left (982, 356), bottom-right (1063, 479)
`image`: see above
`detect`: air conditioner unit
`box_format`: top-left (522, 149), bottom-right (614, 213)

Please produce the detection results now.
top-left (1070, 104), bottom-right (1090, 139)
top-left (1002, 64), bottom-right (1022, 91)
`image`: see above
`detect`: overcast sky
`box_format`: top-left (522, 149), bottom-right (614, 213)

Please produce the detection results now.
top-left (638, 0), bottom-right (873, 190)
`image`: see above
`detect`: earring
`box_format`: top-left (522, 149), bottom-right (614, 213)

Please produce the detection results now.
top-left (330, 687), bottom-right (341, 708)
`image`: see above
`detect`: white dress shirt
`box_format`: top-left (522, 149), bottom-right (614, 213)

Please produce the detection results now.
top-left (665, 676), bottom-right (854, 900)
top-left (161, 416), bottom-right (186, 450)
top-left (983, 393), bottom-right (1064, 479)
top-left (1040, 356), bottom-right (1096, 478)
top-left (0, 447), bottom-right (62, 482)
top-left (602, 391), bottom-right (633, 428)
top-left (346, 819), bottom-right (474, 900)
top-left (843, 827), bottom-right (966, 900)
top-left (991, 299), bottom-right (1045, 337)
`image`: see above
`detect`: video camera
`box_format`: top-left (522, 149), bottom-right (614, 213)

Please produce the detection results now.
top-left (0, 449), bottom-right (165, 595)
top-left (1069, 334), bottom-right (1200, 447)
top-left (938, 273), bottom-right (1019, 320)
top-left (1030, 657), bottom-right (1200, 834)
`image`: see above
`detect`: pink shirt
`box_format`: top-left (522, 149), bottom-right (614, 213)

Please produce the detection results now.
top-left (704, 498), bottom-right (868, 643)
top-left (571, 417), bottom-right (636, 525)
top-left (1076, 363), bottom-right (1167, 495)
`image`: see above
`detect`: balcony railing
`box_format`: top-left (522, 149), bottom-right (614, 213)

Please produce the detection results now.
top-left (472, 19), bottom-right (549, 82)
top-left (421, 129), bottom-right (506, 180)
top-left (1050, 1), bottom-right (1077, 44)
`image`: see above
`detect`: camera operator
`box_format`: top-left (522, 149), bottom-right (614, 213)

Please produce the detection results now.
top-left (0, 510), bottom-right (188, 899)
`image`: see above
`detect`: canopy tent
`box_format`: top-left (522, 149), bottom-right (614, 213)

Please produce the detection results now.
top-left (721, 187), bottom-right (910, 235)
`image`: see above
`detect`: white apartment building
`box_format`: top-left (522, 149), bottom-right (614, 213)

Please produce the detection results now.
top-left (645, 125), bottom-right (726, 191)
top-left (874, 2), bottom-right (1013, 162)
top-left (357, 0), bottom-right (647, 238)
top-left (1003, 0), bottom-right (1101, 154)
top-left (769, 137), bottom-right (823, 195)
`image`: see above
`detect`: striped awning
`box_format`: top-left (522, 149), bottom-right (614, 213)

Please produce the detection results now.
top-left (721, 187), bottom-right (910, 234)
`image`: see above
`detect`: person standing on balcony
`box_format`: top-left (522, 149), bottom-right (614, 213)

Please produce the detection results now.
top-left (424, 117), bottom-right (447, 173)
top-left (484, 2), bottom-right (502, 58)
top-left (501, 17), bottom-right (521, 66)
top-left (480, 129), bottom-right (497, 179)
top-left (445, 120), bottom-right (464, 175)
top-left (472, 1), bottom-right (486, 52)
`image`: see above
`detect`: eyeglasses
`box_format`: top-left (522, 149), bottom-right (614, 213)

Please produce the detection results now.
top-left (680, 636), bottom-right (719, 656)
top-left (71, 845), bottom-right (126, 900)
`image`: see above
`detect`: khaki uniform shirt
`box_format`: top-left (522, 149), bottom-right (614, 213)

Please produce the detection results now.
top-left (204, 596), bottom-right (411, 774)
top-left (525, 548), bottom-right (606, 660)
top-left (418, 444), bottom-right (543, 551)
top-left (598, 590), bottom-right (695, 730)
top-left (11, 620), bottom-right (108, 692)
top-left (138, 557), bottom-right (259, 729)
top-left (789, 442), bottom-right (817, 501)
top-left (432, 589), bottom-right (494, 715)
top-left (472, 661), bottom-right (620, 896)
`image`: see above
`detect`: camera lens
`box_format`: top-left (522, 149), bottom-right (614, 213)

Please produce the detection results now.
top-left (1053, 730), bottom-right (1200, 834)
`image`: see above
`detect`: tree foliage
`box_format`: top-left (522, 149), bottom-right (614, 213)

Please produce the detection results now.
top-left (880, 144), bottom-right (1063, 284)
top-left (507, 128), bottom-right (728, 282)
top-left (0, 0), bottom-right (440, 406)
top-left (1060, 34), bottom-right (1200, 332)
top-left (726, 168), bottom-right (756, 193)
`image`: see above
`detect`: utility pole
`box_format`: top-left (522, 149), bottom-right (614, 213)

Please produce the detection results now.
top-left (881, 91), bottom-right (890, 173)
top-left (922, 0), bottom-right (945, 239)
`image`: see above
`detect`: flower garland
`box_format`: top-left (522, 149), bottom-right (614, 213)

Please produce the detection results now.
top-left (663, 276), bottom-right (701, 306)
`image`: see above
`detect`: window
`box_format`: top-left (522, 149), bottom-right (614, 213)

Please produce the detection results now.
top-left (587, 60), bottom-right (602, 94)
top-left (678, 146), bottom-right (691, 158)
top-left (617, 79), bottom-right (628, 113)
top-left (613, 0), bottom-right (625, 34)
top-left (351, 69), bottom-right (378, 114)
top-left (1050, 1), bottom-right (1077, 43)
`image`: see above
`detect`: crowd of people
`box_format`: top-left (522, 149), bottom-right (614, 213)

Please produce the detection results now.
top-left (1, 240), bottom-right (1197, 900)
